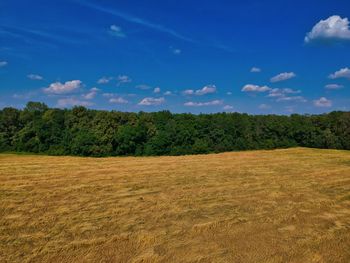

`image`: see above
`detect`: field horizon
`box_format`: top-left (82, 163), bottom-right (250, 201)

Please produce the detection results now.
top-left (1, 147), bottom-right (350, 262)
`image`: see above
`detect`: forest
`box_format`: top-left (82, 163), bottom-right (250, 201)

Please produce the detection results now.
top-left (0, 102), bottom-right (349, 157)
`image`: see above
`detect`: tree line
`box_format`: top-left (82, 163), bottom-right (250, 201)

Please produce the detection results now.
top-left (0, 102), bottom-right (349, 157)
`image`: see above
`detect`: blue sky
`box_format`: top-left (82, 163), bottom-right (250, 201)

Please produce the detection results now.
top-left (1, 0), bottom-right (350, 114)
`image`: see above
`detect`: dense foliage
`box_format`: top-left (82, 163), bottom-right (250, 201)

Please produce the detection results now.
top-left (0, 102), bottom-right (349, 156)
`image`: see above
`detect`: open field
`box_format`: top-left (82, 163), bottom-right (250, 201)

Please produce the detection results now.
top-left (1, 148), bottom-right (350, 262)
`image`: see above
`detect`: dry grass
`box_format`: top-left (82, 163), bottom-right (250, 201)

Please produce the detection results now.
top-left (1, 148), bottom-right (350, 263)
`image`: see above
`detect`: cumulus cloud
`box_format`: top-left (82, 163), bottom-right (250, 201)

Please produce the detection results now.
top-left (242, 84), bottom-right (271, 92)
top-left (329, 67), bottom-right (350, 79)
top-left (57, 98), bottom-right (93, 108)
top-left (325, 84), bottom-right (344, 90)
top-left (109, 97), bottom-right (128, 104)
top-left (138, 97), bottom-right (165, 106)
top-left (195, 85), bottom-right (216, 95)
top-left (313, 97), bottom-right (332, 107)
top-left (43, 80), bottom-right (82, 94)
top-left (82, 87), bottom-right (99, 100)
top-left (153, 87), bottom-right (161, 93)
top-left (305, 15), bottom-right (350, 43)
top-left (250, 67), bottom-right (261, 73)
top-left (270, 72), bottom-right (296, 83)
top-left (227, 91), bottom-right (232, 95)
top-left (0, 61), bottom-right (7, 67)
top-left (117, 75), bottom-right (132, 86)
top-left (184, 100), bottom-right (223, 107)
top-left (27, 74), bottom-right (43, 80)
top-left (164, 91), bottom-right (172, 96)
top-left (183, 89), bottom-right (194, 95)
top-left (182, 85), bottom-right (217, 96)
top-left (109, 24), bottom-right (126, 38)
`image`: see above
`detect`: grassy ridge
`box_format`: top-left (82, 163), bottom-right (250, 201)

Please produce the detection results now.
top-left (1, 148), bottom-right (350, 262)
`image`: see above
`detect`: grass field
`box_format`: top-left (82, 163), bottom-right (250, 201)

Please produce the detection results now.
top-left (1, 148), bottom-right (350, 262)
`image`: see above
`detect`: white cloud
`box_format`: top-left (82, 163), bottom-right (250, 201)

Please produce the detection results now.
top-left (183, 89), bottom-right (194, 95)
top-left (57, 98), bottom-right (93, 108)
top-left (259, 104), bottom-right (271, 110)
top-left (173, 49), bottom-right (181, 54)
top-left (276, 96), bottom-right (307, 103)
top-left (102, 93), bottom-right (116, 98)
top-left (325, 84), bottom-right (344, 90)
top-left (136, 84), bottom-right (152, 90)
top-left (242, 84), bottom-right (271, 92)
top-left (82, 87), bottom-right (99, 100)
top-left (27, 74), bottom-right (43, 80)
top-left (184, 100), bottom-right (223, 107)
top-left (109, 97), bottom-right (128, 104)
top-left (195, 85), bottom-right (216, 95)
top-left (138, 97), bottom-right (165, 106)
top-left (250, 67), bottom-right (261, 73)
top-left (0, 61), bottom-right (7, 67)
top-left (164, 91), bottom-right (172, 96)
top-left (267, 88), bottom-right (301, 98)
top-left (97, 76), bottom-right (112, 84)
top-left (226, 91), bottom-right (232, 95)
top-left (117, 75), bottom-right (132, 86)
top-left (153, 87), bottom-right (161, 93)
top-left (329, 67), bottom-right (350, 79)
top-left (305, 15), bottom-right (350, 43)
top-left (270, 72), bottom-right (296, 83)
top-left (223, 105), bottom-right (234, 111)
top-left (183, 85), bottom-right (217, 96)
top-left (43, 80), bottom-right (82, 94)
top-left (109, 24), bottom-right (126, 38)
top-left (313, 97), bottom-right (332, 107)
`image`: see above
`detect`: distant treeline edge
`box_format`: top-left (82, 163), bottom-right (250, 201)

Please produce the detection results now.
top-left (1, 102), bottom-right (349, 156)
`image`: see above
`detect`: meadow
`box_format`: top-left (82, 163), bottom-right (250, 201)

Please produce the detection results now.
top-left (0, 148), bottom-right (350, 262)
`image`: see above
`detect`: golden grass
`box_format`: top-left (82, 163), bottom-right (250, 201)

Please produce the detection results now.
top-left (1, 147), bottom-right (350, 262)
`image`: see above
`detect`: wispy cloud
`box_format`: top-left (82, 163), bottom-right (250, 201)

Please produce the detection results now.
top-left (270, 72), bottom-right (296, 83)
top-left (325, 84), bottom-right (344, 90)
top-left (184, 100), bottom-right (223, 107)
top-left (1, 25), bottom-right (82, 46)
top-left (109, 24), bottom-right (126, 38)
top-left (27, 74), bottom-right (43, 80)
top-left (75, 0), bottom-right (234, 53)
top-left (117, 75), bottom-right (132, 86)
top-left (76, 0), bottom-right (195, 43)
top-left (183, 85), bottom-right (217, 96)
top-left (250, 67), bottom-right (261, 73)
top-left (138, 97), bottom-right (165, 106)
top-left (57, 97), bottom-right (93, 108)
top-left (109, 97), bottom-right (128, 104)
top-left (0, 61), bottom-right (8, 67)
